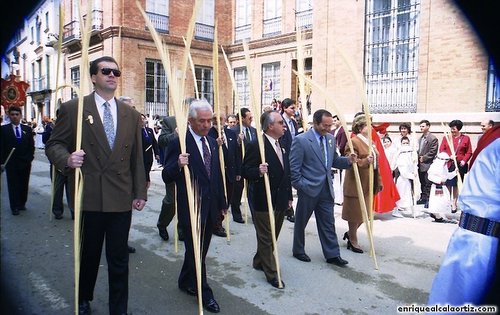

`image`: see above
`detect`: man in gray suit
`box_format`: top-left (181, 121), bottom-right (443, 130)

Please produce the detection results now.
top-left (290, 109), bottom-right (356, 266)
top-left (417, 119), bottom-right (438, 205)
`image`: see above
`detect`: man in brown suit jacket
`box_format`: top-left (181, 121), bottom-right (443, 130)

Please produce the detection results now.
top-left (417, 119), bottom-right (438, 205)
top-left (45, 56), bottom-right (147, 315)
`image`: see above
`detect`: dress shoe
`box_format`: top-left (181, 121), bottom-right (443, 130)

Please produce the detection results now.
top-left (416, 199), bottom-right (427, 205)
top-left (293, 253), bottom-right (311, 262)
top-left (158, 227), bottom-right (169, 241)
top-left (286, 215), bottom-right (295, 223)
top-left (128, 245), bottom-right (136, 253)
top-left (268, 278), bottom-right (285, 289)
top-left (233, 217), bottom-right (245, 224)
top-left (326, 256), bottom-right (349, 267)
top-left (203, 298), bottom-right (220, 313)
top-left (346, 241), bottom-right (364, 253)
top-left (78, 300), bottom-right (91, 315)
top-left (54, 213), bottom-right (63, 220)
top-left (213, 227), bottom-right (227, 238)
top-left (179, 285), bottom-right (197, 296)
top-left (11, 208), bottom-right (20, 215)
top-left (19, 205), bottom-right (26, 211)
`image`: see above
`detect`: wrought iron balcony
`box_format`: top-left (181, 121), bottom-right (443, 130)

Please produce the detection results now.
top-left (263, 17), bottom-right (281, 38)
top-left (195, 22), bottom-right (214, 41)
top-left (235, 24), bottom-right (251, 43)
top-left (62, 9), bottom-right (104, 42)
top-left (145, 12), bottom-right (169, 33)
top-left (295, 9), bottom-right (313, 31)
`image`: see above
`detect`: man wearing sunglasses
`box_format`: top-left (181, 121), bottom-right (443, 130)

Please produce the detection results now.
top-left (45, 56), bottom-right (147, 315)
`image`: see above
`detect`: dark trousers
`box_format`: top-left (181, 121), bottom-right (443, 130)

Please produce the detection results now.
top-left (179, 217), bottom-right (214, 301)
top-left (50, 165), bottom-right (72, 216)
top-left (252, 209), bottom-right (285, 281)
top-left (418, 171), bottom-right (431, 201)
top-left (230, 179), bottom-right (254, 220)
top-left (157, 182), bottom-right (175, 228)
top-left (5, 164), bottom-right (31, 210)
top-left (80, 211), bottom-right (131, 315)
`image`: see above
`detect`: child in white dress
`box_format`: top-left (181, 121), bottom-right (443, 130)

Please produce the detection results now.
top-left (427, 152), bottom-right (456, 222)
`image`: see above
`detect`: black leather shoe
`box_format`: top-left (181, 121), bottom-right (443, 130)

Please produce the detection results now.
top-left (203, 298), bottom-right (220, 313)
top-left (213, 227), bottom-right (227, 238)
top-left (327, 256), bottom-right (348, 267)
top-left (11, 208), bottom-right (20, 215)
top-left (19, 205), bottom-right (26, 211)
top-left (416, 199), bottom-right (427, 205)
top-left (253, 264), bottom-right (263, 271)
top-left (293, 253), bottom-right (311, 262)
top-left (158, 227), bottom-right (169, 241)
top-left (268, 278), bottom-right (285, 289)
top-left (233, 217), bottom-right (245, 224)
top-left (78, 300), bottom-right (91, 315)
top-left (347, 241), bottom-right (363, 253)
top-left (286, 215), bottom-right (295, 223)
top-left (54, 213), bottom-right (63, 220)
top-left (179, 286), bottom-right (197, 296)
top-left (128, 245), bottom-right (136, 253)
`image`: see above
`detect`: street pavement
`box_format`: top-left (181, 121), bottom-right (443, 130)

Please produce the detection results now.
top-left (1, 149), bottom-right (458, 314)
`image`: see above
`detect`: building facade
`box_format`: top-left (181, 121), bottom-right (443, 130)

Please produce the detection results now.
top-left (2, 0), bottom-right (499, 140)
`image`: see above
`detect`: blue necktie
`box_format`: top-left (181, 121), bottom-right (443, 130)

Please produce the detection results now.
top-left (15, 126), bottom-right (21, 142)
top-left (103, 102), bottom-right (115, 148)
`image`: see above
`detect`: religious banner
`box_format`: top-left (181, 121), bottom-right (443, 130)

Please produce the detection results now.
top-left (1, 74), bottom-right (30, 109)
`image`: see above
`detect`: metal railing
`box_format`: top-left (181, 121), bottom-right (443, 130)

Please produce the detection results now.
top-left (195, 22), bottom-right (214, 41)
top-left (145, 12), bottom-right (169, 33)
top-left (63, 10), bottom-right (103, 42)
top-left (263, 17), bottom-right (281, 38)
top-left (295, 9), bottom-right (313, 30)
top-left (31, 76), bottom-right (49, 92)
top-left (235, 24), bottom-right (251, 43)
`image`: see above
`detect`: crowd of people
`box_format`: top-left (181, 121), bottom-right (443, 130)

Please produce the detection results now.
top-left (1, 55), bottom-right (498, 314)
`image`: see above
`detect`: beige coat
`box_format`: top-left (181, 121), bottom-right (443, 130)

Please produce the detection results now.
top-left (342, 136), bottom-right (382, 224)
top-left (45, 92), bottom-right (147, 212)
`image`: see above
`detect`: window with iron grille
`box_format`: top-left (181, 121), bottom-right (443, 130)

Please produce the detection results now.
top-left (70, 66), bottom-right (80, 99)
top-left (195, 0), bottom-right (215, 41)
top-left (195, 66), bottom-right (214, 106)
top-left (364, 0), bottom-right (420, 113)
top-left (261, 62), bottom-right (281, 109)
top-left (234, 67), bottom-right (249, 111)
top-left (263, 0), bottom-right (282, 38)
top-left (145, 59), bottom-right (169, 116)
top-left (486, 59), bottom-right (500, 112)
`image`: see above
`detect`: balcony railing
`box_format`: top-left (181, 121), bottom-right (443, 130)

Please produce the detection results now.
top-left (263, 17), bottom-right (281, 38)
top-left (235, 24), bottom-right (251, 43)
top-left (295, 9), bottom-right (313, 30)
top-left (195, 22), bottom-right (214, 41)
top-left (31, 76), bottom-right (49, 92)
top-left (63, 10), bottom-right (104, 42)
top-left (146, 12), bottom-right (169, 33)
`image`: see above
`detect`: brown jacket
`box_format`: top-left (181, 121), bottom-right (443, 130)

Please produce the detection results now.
top-left (45, 92), bottom-right (147, 212)
top-left (343, 136), bottom-right (382, 198)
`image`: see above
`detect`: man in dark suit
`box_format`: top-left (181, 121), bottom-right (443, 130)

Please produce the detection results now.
top-left (1, 105), bottom-right (35, 215)
top-left (417, 119), bottom-right (438, 205)
top-left (45, 56), bottom-right (147, 315)
top-left (330, 114), bottom-right (348, 206)
top-left (290, 109), bottom-right (355, 267)
top-left (230, 107), bottom-right (257, 222)
top-left (280, 98), bottom-right (299, 222)
top-left (208, 113), bottom-right (241, 237)
top-left (162, 99), bottom-right (226, 313)
top-left (140, 113), bottom-right (160, 187)
top-left (156, 115), bottom-right (180, 241)
top-left (242, 111), bottom-right (292, 289)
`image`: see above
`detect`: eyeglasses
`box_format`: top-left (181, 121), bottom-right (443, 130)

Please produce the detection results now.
top-left (100, 68), bottom-right (121, 77)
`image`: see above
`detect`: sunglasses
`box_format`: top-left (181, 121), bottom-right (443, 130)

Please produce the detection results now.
top-left (100, 68), bottom-right (121, 77)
